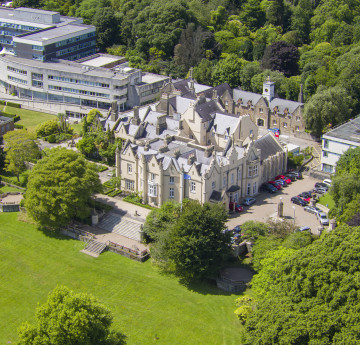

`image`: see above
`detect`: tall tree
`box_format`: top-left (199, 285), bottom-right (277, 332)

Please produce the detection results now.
top-left (92, 7), bottom-right (119, 51)
top-left (25, 147), bottom-right (101, 229)
top-left (261, 40), bottom-right (300, 77)
top-left (149, 200), bottom-right (231, 281)
top-left (17, 286), bottom-right (126, 345)
top-left (3, 130), bottom-right (40, 182)
top-left (304, 85), bottom-right (353, 137)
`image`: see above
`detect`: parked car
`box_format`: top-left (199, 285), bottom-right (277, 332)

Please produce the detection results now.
top-left (268, 180), bottom-right (282, 190)
top-left (275, 175), bottom-right (292, 184)
top-left (229, 202), bottom-right (244, 212)
top-left (284, 174), bottom-right (297, 182)
top-left (298, 193), bottom-right (311, 203)
top-left (260, 183), bottom-right (278, 193)
top-left (242, 197), bottom-right (256, 206)
top-left (275, 179), bottom-right (287, 186)
top-left (317, 212), bottom-right (329, 225)
top-left (315, 182), bottom-right (328, 189)
top-left (295, 226), bottom-right (311, 232)
top-left (323, 179), bottom-right (332, 187)
top-left (287, 171), bottom-right (303, 179)
top-left (313, 187), bottom-right (328, 194)
top-left (291, 196), bottom-right (307, 206)
top-left (304, 205), bottom-right (321, 215)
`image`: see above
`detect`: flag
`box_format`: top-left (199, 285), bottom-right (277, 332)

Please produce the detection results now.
top-left (184, 174), bottom-right (191, 180)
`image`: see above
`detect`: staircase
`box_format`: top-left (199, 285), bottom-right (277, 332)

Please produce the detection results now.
top-left (97, 213), bottom-right (143, 242)
top-left (308, 143), bottom-right (322, 170)
top-left (81, 240), bottom-right (107, 258)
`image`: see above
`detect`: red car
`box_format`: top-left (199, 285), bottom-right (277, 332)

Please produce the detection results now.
top-left (298, 193), bottom-right (311, 203)
top-left (275, 175), bottom-right (292, 184)
top-left (268, 180), bottom-right (282, 190)
top-left (229, 202), bottom-right (244, 212)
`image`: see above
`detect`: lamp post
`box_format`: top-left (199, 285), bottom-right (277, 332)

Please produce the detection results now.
top-left (292, 206), bottom-right (296, 225)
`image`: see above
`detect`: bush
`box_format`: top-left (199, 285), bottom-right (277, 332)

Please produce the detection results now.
top-left (0, 100), bottom-right (5, 105)
top-left (6, 101), bottom-right (21, 108)
top-left (14, 124), bottom-right (24, 129)
top-left (47, 134), bottom-right (56, 143)
top-left (36, 119), bottom-right (59, 137)
top-left (13, 115), bottom-right (20, 122)
top-left (96, 165), bottom-right (108, 172)
top-left (0, 112), bottom-right (16, 118)
top-left (123, 193), bottom-right (154, 209)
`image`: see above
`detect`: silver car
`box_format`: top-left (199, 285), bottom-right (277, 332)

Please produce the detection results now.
top-left (242, 197), bottom-right (256, 206)
top-left (304, 206), bottom-right (321, 215)
top-left (317, 212), bottom-right (329, 226)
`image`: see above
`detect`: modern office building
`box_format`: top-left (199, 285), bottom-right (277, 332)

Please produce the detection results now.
top-left (0, 7), bottom-right (168, 115)
top-left (321, 115), bottom-right (360, 173)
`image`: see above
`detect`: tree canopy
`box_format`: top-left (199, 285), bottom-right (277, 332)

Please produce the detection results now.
top-left (25, 147), bottom-right (102, 229)
top-left (145, 200), bottom-right (231, 281)
top-left (17, 286), bottom-right (126, 345)
top-left (243, 224), bottom-right (360, 344)
top-left (3, 130), bottom-right (40, 181)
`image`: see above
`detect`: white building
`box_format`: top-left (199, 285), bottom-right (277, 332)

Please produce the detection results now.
top-left (321, 115), bottom-right (360, 173)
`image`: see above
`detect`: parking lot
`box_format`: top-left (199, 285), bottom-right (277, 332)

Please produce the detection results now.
top-left (226, 175), bottom-right (328, 235)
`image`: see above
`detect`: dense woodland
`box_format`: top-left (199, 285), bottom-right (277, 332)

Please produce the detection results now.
top-left (12, 0), bottom-right (360, 136)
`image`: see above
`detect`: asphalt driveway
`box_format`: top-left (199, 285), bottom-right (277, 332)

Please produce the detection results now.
top-left (226, 175), bottom-right (328, 235)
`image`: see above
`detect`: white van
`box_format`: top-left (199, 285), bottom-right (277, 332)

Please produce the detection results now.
top-left (322, 179), bottom-right (332, 187)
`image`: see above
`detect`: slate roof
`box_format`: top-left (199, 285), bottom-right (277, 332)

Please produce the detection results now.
top-left (196, 100), bottom-right (224, 122)
top-left (212, 113), bottom-right (238, 135)
top-left (270, 98), bottom-right (303, 114)
top-left (203, 83), bottom-right (232, 99)
top-left (233, 89), bottom-right (263, 106)
top-left (172, 78), bottom-right (212, 95)
top-left (253, 132), bottom-right (283, 161)
top-left (168, 95), bottom-right (195, 114)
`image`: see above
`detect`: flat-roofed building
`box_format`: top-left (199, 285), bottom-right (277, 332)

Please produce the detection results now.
top-left (321, 115), bottom-right (360, 173)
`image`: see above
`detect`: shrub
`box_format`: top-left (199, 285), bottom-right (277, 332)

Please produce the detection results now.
top-left (6, 101), bottom-right (21, 108)
top-left (47, 134), bottom-right (56, 143)
top-left (0, 100), bottom-right (5, 105)
top-left (14, 124), bottom-right (24, 129)
top-left (36, 119), bottom-right (59, 137)
top-left (0, 112), bottom-right (16, 118)
top-left (13, 115), bottom-right (20, 122)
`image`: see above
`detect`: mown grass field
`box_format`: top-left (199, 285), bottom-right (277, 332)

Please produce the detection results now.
top-left (318, 192), bottom-right (335, 209)
top-left (0, 212), bottom-right (242, 345)
top-left (1, 105), bottom-right (82, 134)
top-left (0, 184), bottom-right (23, 193)
top-left (1, 105), bottom-right (56, 132)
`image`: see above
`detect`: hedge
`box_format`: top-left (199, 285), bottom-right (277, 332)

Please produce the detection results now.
top-left (0, 100), bottom-right (5, 105)
top-left (6, 102), bottom-right (21, 108)
top-left (1, 112), bottom-right (16, 118)
top-left (123, 196), bottom-right (154, 210)
top-left (14, 124), bottom-right (24, 129)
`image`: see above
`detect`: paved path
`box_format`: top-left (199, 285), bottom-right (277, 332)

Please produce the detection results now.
top-left (226, 175), bottom-right (327, 235)
top-left (80, 224), bottom-right (148, 251)
top-left (94, 194), bottom-right (151, 222)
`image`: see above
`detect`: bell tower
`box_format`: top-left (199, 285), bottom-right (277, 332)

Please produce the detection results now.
top-left (262, 76), bottom-right (275, 103)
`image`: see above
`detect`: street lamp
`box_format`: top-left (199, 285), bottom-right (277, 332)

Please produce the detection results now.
top-left (292, 206), bottom-right (295, 225)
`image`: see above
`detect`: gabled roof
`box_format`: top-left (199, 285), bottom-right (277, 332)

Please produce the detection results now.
top-left (253, 132), bottom-right (284, 161)
top-left (196, 99), bottom-right (224, 122)
top-left (173, 78), bottom-right (212, 95)
top-left (233, 89), bottom-right (263, 106)
top-left (270, 98), bottom-right (303, 114)
top-left (168, 95), bottom-right (195, 114)
top-left (202, 83), bottom-right (232, 99)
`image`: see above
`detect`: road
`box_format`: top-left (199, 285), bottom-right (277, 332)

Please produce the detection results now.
top-left (226, 175), bottom-right (329, 235)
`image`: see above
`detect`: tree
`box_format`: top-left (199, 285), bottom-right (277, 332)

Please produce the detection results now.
top-left (193, 58), bottom-right (215, 86)
top-left (25, 147), bottom-right (102, 229)
top-left (243, 224), bottom-right (360, 344)
top-left (240, 0), bottom-right (266, 31)
top-left (261, 41), bottom-right (300, 77)
top-left (35, 119), bottom-right (60, 138)
top-left (212, 54), bottom-right (244, 88)
top-left (17, 286), bottom-right (126, 345)
top-left (330, 147), bottom-right (360, 218)
top-left (3, 130), bottom-right (40, 181)
top-left (240, 220), bottom-right (269, 241)
top-left (149, 200), bottom-right (231, 281)
top-left (304, 86), bottom-right (353, 137)
top-left (174, 23), bottom-right (213, 70)
top-left (92, 7), bottom-right (119, 51)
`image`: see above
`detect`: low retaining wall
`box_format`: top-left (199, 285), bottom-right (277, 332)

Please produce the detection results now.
top-left (0, 204), bottom-right (19, 212)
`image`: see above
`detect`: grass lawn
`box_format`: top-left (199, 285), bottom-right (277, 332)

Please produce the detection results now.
top-left (0, 184), bottom-right (23, 193)
top-left (318, 193), bottom-right (335, 209)
top-left (0, 213), bottom-right (242, 345)
top-left (1, 105), bottom-right (57, 133)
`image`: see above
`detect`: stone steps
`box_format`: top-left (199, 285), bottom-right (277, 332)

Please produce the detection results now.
top-left (98, 213), bottom-right (143, 242)
top-left (81, 240), bottom-right (107, 258)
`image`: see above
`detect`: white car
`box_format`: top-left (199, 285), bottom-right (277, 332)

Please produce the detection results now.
top-left (304, 206), bottom-right (321, 215)
top-left (317, 212), bottom-right (329, 226)
top-left (323, 179), bottom-right (332, 187)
